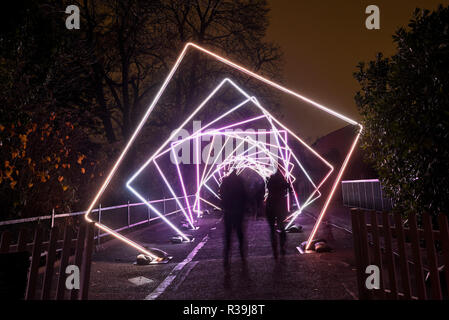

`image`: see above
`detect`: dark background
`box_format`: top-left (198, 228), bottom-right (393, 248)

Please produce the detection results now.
top-left (266, 0), bottom-right (448, 141)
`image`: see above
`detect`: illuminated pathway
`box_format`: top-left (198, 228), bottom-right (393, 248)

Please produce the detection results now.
top-left (89, 205), bottom-right (358, 300)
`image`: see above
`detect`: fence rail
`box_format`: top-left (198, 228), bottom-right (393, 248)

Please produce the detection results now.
top-left (0, 195), bottom-right (196, 246)
top-left (351, 208), bottom-right (449, 300)
top-left (0, 195), bottom-right (196, 227)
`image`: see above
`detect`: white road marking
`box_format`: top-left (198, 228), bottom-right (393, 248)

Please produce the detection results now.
top-left (172, 261), bottom-right (199, 291)
top-left (145, 235), bottom-right (209, 300)
top-left (128, 276), bottom-right (154, 286)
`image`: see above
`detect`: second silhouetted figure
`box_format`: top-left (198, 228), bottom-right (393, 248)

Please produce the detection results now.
top-left (266, 168), bottom-right (291, 259)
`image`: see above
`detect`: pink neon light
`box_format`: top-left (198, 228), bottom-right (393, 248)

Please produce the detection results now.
top-left (131, 90), bottom-right (333, 244)
top-left (197, 136), bottom-right (299, 211)
top-left (175, 130), bottom-right (310, 218)
top-left (305, 128), bottom-right (362, 250)
top-left (84, 42), bottom-right (361, 256)
top-left (167, 123), bottom-right (318, 191)
top-left (135, 83), bottom-right (329, 222)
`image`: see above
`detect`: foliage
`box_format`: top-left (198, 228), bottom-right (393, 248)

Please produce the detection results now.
top-left (354, 6), bottom-right (449, 215)
top-left (0, 0), bottom-right (283, 217)
top-left (0, 0), bottom-right (106, 218)
top-left (0, 113), bottom-right (104, 219)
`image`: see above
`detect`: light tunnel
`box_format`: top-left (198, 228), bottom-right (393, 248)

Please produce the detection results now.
top-left (84, 42), bottom-right (362, 258)
top-left (125, 79), bottom-right (333, 247)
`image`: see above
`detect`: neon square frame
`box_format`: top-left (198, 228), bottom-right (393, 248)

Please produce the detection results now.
top-left (84, 43), bottom-right (363, 257)
top-left (126, 78), bottom-right (332, 244)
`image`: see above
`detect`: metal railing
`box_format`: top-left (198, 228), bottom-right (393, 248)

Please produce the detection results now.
top-left (0, 195), bottom-right (196, 244)
top-left (341, 179), bottom-right (393, 211)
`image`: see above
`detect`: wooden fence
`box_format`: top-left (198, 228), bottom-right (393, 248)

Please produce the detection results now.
top-left (351, 209), bottom-right (449, 300)
top-left (0, 221), bottom-right (95, 300)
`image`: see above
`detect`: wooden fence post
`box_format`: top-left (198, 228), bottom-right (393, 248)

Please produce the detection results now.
top-left (80, 223), bottom-right (95, 300)
top-left (438, 214), bottom-right (449, 296)
top-left (351, 209), bottom-right (366, 300)
top-left (41, 226), bottom-right (59, 300)
top-left (423, 212), bottom-right (442, 300)
top-left (0, 231), bottom-right (12, 253)
top-left (382, 211), bottom-right (398, 299)
top-left (394, 213), bottom-right (412, 299)
top-left (25, 227), bottom-right (43, 300)
top-left (71, 223), bottom-right (86, 300)
top-left (17, 229), bottom-right (28, 252)
top-left (370, 211), bottom-right (385, 299)
top-left (56, 224), bottom-right (73, 300)
top-left (408, 212), bottom-right (427, 300)
top-left (358, 211), bottom-right (370, 275)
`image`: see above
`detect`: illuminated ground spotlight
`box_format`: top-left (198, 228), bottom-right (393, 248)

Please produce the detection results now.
top-left (136, 248), bottom-right (172, 265)
top-left (84, 43), bottom-right (362, 257)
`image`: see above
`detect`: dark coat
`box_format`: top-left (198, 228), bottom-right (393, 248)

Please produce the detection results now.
top-left (266, 171), bottom-right (291, 215)
top-left (219, 172), bottom-right (247, 216)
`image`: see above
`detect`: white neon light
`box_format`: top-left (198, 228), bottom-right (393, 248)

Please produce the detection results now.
top-left (166, 118), bottom-right (322, 200)
top-left (191, 134), bottom-right (291, 199)
top-left (84, 43), bottom-right (362, 255)
top-left (153, 159), bottom-right (195, 229)
top-left (130, 99), bottom-right (327, 235)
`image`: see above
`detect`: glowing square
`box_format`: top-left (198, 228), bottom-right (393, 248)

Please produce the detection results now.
top-left (84, 43), bottom-right (362, 256)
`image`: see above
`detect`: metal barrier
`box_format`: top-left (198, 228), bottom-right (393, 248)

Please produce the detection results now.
top-left (0, 195), bottom-right (197, 244)
top-left (341, 179), bottom-right (393, 211)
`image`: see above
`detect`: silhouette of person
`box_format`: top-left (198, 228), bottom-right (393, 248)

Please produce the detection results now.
top-left (254, 181), bottom-right (266, 219)
top-left (266, 168), bottom-right (291, 259)
top-left (219, 169), bottom-right (248, 267)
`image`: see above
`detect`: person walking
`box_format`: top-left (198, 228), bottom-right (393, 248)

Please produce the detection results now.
top-left (254, 180), bottom-right (265, 219)
top-left (219, 169), bottom-right (248, 267)
top-left (266, 168), bottom-right (291, 259)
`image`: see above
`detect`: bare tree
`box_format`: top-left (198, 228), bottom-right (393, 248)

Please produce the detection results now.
top-left (75, 0), bottom-right (282, 143)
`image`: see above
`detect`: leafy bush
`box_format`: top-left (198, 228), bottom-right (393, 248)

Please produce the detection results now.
top-left (354, 6), bottom-right (449, 216)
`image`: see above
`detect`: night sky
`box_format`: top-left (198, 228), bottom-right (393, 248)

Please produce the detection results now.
top-left (266, 0), bottom-right (448, 140)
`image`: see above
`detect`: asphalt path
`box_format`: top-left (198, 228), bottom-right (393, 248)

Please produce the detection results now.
top-left (89, 207), bottom-right (358, 300)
